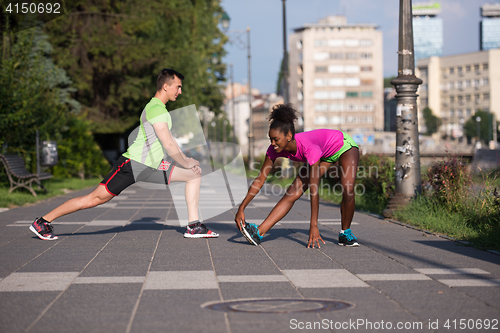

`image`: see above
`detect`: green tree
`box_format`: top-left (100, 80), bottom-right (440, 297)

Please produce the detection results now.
top-left (0, 27), bottom-right (109, 178)
top-left (42, 0), bottom-right (228, 135)
top-left (384, 76), bottom-right (396, 88)
top-left (463, 110), bottom-right (495, 144)
top-left (422, 106), bottom-right (441, 136)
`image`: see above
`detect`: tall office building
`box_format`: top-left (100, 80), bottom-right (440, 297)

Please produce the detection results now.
top-left (288, 16), bottom-right (383, 132)
top-left (480, 3), bottom-right (500, 51)
top-left (412, 2), bottom-right (443, 61)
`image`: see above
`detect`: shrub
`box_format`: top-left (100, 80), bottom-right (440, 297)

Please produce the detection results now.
top-left (426, 155), bottom-right (472, 212)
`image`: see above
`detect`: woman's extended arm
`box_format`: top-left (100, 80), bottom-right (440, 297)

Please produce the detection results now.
top-left (235, 155), bottom-right (275, 230)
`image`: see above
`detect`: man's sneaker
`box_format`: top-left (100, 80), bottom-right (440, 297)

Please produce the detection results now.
top-left (338, 229), bottom-right (359, 247)
top-left (30, 218), bottom-right (58, 241)
top-left (184, 222), bottom-right (219, 238)
top-left (239, 220), bottom-right (262, 246)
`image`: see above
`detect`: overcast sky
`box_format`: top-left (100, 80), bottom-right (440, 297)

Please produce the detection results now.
top-left (220, 0), bottom-right (499, 94)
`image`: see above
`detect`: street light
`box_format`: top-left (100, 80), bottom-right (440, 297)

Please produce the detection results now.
top-left (282, 0), bottom-right (289, 104)
top-left (221, 12), bottom-right (254, 168)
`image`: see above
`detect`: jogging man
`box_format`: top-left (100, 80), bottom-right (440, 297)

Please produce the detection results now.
top-left (30, 69), bottom-right (218, 240)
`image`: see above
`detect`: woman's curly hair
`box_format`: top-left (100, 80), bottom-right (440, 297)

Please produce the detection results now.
top-left (268, 104), bottom-right (298, 138)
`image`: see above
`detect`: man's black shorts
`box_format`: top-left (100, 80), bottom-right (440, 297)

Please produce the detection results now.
top-left (100, 155), bottom-right (176, 196)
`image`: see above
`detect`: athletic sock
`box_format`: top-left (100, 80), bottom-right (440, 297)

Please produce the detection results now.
top-left (188, 220), bottom-right (200, 227)
top-left (340, 230), bottom-right (345, 233)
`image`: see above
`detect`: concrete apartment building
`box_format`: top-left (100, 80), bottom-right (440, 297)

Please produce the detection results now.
top-left (288, 15), bottom-right (384, 132)
top-left (416, 48), bottom-right (500, 138)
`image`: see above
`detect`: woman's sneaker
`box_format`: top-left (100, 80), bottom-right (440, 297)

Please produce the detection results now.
top-left (30, 218), bottom-right (58, 241)
top-left (184, 221), bottom-right (219, 238)
top-left (338, 229), bottom-right (359, 247)
top-left (239, 220), bottom-right (262, 246)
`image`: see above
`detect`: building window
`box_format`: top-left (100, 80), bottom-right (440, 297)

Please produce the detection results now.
top-left (346, 104), bottom-right (358, 111)
top-left (330, 91), bottom-right (346, 99)
top-left (345, 39), bottom-right (359, 47)
top-left (315, 66), bottom-right (327, 73)
top-left (345, 65), bottom-right (360, 73)
top-left (450, 96), bottom-right (454, 103)
top-left (297, 79), bottom-right (303, 88)
top-left (474, 64), bottom-right (480, 72)
top-left (315, 104), bottom-right (328, 112)
top-left (361, 104), bottom-right (374, 111)
top-left (456, 81), bottom-right (463, 90)
top-left (466, 108), bottom-right (471, 116)
top-left (360, 53), bottom-right (372, 59)
top-left (483, 78), bottom-right (489, 86)
top-left (314, 52), bottom-right (329, 61)
top-left (465, 80), bottom-right (471, 88)
top-left (346, 92), bottom-right (358, 98)
top-left (330, 52), bottom-right (344, 59)
top-left (449, 67), bottom-right (455, 74)
top-left (314, 91), bottom-right (329, 100)
top-left (483, 63), bottom-right (489, 70)
top-left (457, 66), bottom-right (463, 75)
top-left (457, 109), bottom-right (463, 117)
top-left (329, 78), bottom-right (344, 87)
top-left (330, 103), bottom-right (345, 112)
top-left (361, 66), bottom-right (372, 72)
top-left (314, 78), bottom-right (329, 87)
top-left (345, 78), bottom-right (361, 86)
top-left (465, 94), bottom-right (471, 102)
top-left (474, 79), bottom-right (480, 87)
top-left (314, 116), bottom-right (328, 125)
top-left (465, 65), bottom-right (471, 72)
top-left (361, 91), bottom-right (373, 98)
top-left (328, 39), bottom-right (343, 47)
top-left (328, 65), bottom-right (344, 73)
top-left (450, 109), bottom-right (455, 117)
top-left (298, 65), bottom-right (303, 75)
top-left (483, 93), bottom-right (490, 100)
top-left (297, 91), bottom-right (303, 101)
top-left (360, 39), bottom-right (373, 46)
top-left (314, 39), bottom-right (327, 47)
top-left (361, 79), bottom-right (374, 86)
top-left (346, 53), bottom-right (358, 59)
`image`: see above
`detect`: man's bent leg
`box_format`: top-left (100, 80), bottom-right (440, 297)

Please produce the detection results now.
top-left (169, 167), bottom-right (201, 223)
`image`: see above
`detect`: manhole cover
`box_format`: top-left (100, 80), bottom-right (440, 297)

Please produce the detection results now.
top-left (202, 298), bottom-right (353, 314)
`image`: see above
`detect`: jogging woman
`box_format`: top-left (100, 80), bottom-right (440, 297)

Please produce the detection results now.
top-left (235, 104), bottom-right (360, 248)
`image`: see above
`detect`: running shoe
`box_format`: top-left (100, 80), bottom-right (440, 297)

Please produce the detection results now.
top-left (239, 220), bottom-right (262, 246)
top-left (338, 229), bottom-right (359, 247)
top-left (30, 217), bottom-right (58, 241)
top-left (184, 221), bottom-right (219, 238)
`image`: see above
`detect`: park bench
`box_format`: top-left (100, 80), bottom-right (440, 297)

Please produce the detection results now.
top-left (0, 154), bottom-right (52, 197)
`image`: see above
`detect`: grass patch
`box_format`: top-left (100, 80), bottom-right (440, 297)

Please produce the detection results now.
top-left (0, 178), bottom-right (101, 208)
top-left (393, 195), bottom-right (500, 252)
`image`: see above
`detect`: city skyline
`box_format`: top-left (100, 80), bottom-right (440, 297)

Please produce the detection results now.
top-left (221, 0), bottom-right (500, 94)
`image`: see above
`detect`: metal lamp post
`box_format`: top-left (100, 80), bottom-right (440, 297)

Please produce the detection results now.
top-left (383, 0), bottom-right (422, 217)
top-left (220, 12), bottom-right (254, 168)
top-left (282, 0), bottom-right (289, 104)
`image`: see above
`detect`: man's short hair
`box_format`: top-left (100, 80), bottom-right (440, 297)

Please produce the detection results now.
top-left (157, 68), bottom-right (185, 91)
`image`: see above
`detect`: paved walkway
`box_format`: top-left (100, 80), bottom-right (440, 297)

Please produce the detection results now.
top-left (0, 183), bottom-right (499, 333)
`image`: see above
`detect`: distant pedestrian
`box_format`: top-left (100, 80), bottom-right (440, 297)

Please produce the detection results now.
top-left (235, 104), bottom-right (359, 248)
top-left (31, 69), bottom-right (218, 240)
